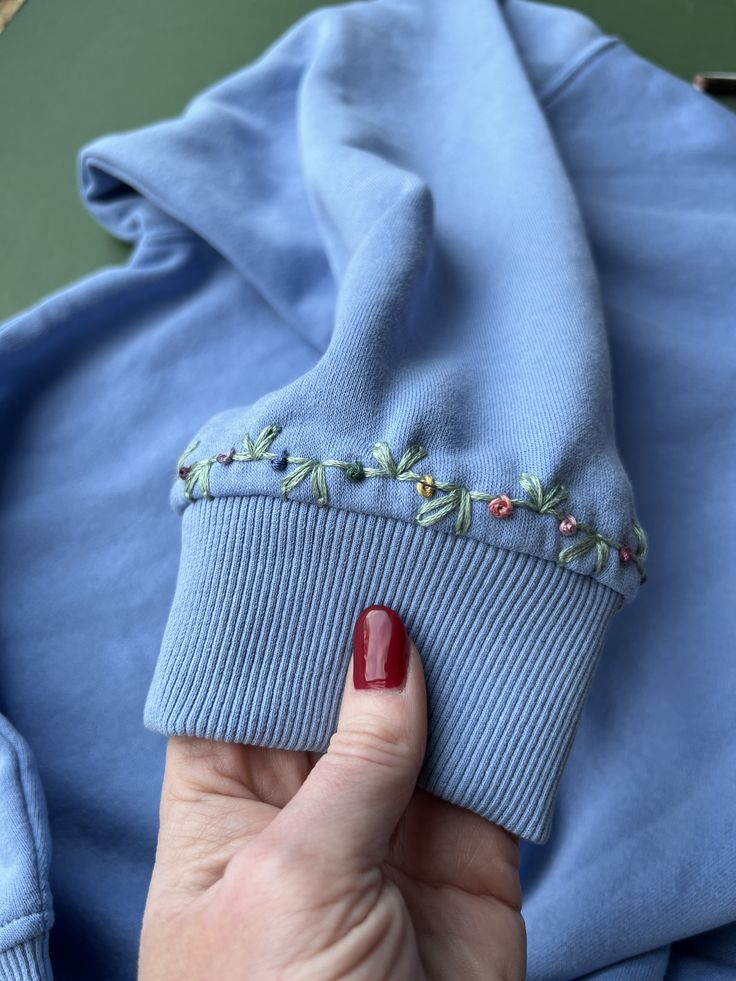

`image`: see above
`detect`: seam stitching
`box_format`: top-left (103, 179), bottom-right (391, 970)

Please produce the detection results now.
top-left (0, 909), bottom-right (44, 932)
top-left (12, 744), bottom-right (50, 935)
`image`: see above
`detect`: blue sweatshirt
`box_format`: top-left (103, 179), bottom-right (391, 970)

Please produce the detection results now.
top-left (1, 1), bottom-right (734, 978)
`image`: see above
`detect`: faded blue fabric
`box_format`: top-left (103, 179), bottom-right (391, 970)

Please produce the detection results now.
top-left (0, 1), bottom-right (734, 979)
top-left (510, 15), bottom-right (736, 976)
top-left (0, 716), bottom-right (53, 981)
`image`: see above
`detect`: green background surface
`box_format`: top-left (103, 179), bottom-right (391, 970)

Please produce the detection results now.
top-left (1, 0), bottom-right (735, 322)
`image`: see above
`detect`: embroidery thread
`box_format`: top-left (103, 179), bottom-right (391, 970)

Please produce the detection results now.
top-left (176, 424), bottom-right (647, 582)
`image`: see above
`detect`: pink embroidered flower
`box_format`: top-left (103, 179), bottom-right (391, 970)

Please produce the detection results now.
top-left (216, 448), bottom-right (236, 465)
top-left (488, 495), bottom-right (514, 519)
top-left (559, 515), bottom-right (577, 537)
top-left (178, 466), bottom-right (190, 480)
top-left (619, 545), bottom-right (634, 565)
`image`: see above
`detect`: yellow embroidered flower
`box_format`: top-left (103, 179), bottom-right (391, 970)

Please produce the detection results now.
top-left (416, 474), bottom-right (436, 499)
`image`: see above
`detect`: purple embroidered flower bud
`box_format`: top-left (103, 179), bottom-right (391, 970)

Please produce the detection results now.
top-left (270, 449), bottom-right (289, 472)
top-left (488, 495), bottom-right (514, 518)
top-left (216, 448), bottom-right (236, 465)
top-left (178, 466), bottom-right (190, 480)
top-left (619, 545), bottom-right (634, 565)
top-left (345, 461), bottom-right (366, 482)
top-left (559, 515), bottom-right (577, 537)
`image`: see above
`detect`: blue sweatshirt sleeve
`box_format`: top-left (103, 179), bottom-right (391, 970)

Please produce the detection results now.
top-left (0, 716), bottom-right (53, 981)
top-left (77, 0), bottom-right (646, 844)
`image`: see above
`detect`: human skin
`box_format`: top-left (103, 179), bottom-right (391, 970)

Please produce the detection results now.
top-left (138, 609), bottom-right (526, 979)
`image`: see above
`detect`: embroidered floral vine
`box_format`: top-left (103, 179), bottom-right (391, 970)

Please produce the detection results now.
top-left (176, 424), bottom-right (647, 582)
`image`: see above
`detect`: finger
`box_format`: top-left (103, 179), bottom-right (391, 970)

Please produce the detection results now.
top-left (266, 605), bottom-right (427, 868)
top-left (161, 737), bottom-right (314, 814)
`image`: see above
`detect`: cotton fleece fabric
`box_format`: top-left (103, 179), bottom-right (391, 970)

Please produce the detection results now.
top-left (1, 0), bottom-right (735, 978)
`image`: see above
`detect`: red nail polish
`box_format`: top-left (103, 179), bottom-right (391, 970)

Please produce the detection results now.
top-left (353, 605), bottom-right (409, 690)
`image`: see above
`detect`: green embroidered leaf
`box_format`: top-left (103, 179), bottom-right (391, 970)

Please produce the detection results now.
top-left (372, 441), bottom-right (397, 477)
top-left (632, 518), bottom-right (648, 558)
top-left (558, 536), bottom-right (597, 566)
top-left (454, 487), bottom-right (473, 536)
top-left (280, 461), bottom-right (314, 500)
top-left (416, 488), bottom-right (461, 528)
top-left (540, 483), bottom-right (569, 514)
top-left (594, 539), bottom-right (610, 573)
top-left (518, 473), bottom-right (544, 511)
top-left (183, 470), bottom-right (198, 503)
top-left (200, 462), bottom-right (214, 500)
top-left (310, 464), bottom-right (329, 506)
top-left (396, 445), bottom-right (427, 476)
top-left (184, 459), bottom-right (214, 502)
top-left (252, 424), bottom-right (282, 459)
top-left (176, 439), bottom-right (200, 473)
top-left (173, 420), bottom-right (648, 582)
top-left (242, 433), bottom-right (257, 459)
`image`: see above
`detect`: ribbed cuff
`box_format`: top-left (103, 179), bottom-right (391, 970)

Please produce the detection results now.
top-left (0, 936), bottom-right (51, 981)
top-left (145, 495), bottom-right (622, 843)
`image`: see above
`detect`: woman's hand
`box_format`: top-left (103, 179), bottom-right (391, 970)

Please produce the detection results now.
top-left (138, 605), bottom-right (526, 979)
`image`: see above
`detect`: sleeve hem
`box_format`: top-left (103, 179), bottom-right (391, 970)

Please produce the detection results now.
top-left (0, 934), bottom-right (51, 981)
top-left (145, 494), bottom-right (622, 844)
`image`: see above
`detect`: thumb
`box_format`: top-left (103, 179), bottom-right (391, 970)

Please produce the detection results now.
top-left (268, 605), bottom-right (427, 867)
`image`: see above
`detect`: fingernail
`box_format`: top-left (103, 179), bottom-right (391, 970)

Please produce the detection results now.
top-left (353, 605), bottom-right (409, 690)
